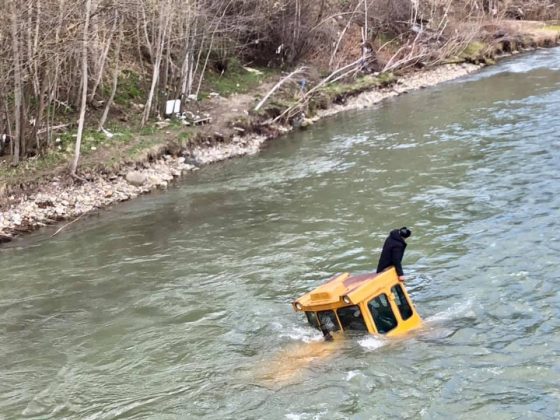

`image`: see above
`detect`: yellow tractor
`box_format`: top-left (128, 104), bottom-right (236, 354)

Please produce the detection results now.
top-left (292, 267), bottom-right (422, 338)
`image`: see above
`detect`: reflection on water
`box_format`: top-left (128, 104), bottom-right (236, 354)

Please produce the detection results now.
top-left (1, 48), bottom-right (560, 418)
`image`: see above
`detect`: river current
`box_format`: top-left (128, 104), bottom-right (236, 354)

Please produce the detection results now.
top-left (1, 48), bottom-right (560, 419)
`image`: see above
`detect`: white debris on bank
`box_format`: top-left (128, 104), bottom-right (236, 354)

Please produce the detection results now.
top-left (0, 63), bottom-right (481, 242)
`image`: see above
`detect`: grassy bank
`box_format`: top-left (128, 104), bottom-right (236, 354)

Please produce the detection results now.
top-left (0, 62), bottom-right (277, 199)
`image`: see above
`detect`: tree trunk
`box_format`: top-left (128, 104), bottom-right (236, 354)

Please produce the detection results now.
top-left (89, 11), bottom-right (118, 102)
top-left (142, 1), bottom-right (170, 127)
top-left (98, 22), bottom-right (123, 131)
top-left (362, 0), bottom-right (368, 64)
top-left (180, 4), bottom-right (197, 101)
top-left (70, 0), bottom-right (92, 176)
top-left (35, 69), bottom-right (50, 154)
top-left (195, 2), bottom-right (233, 99)
top-left (32, 0), bottom-right (42, 96)
top-left (11, 0), bottom-right (22, 166)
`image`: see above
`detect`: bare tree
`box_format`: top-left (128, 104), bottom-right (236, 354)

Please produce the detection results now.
top-left (10, 0), bottom-right (23, 166)
top-left (71, 0), bottom-right (93, 176)
top-left (141, 0), bottom-right (171, 126)
top-left (98, 17), bottom-right (123, 131)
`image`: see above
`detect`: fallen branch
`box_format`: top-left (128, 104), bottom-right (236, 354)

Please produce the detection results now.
top-left (272, 57), bottom-right (364, 123)
top-left (50, 212), bottom-right (87, 238)
top-left (37, 123), bottom-right (72, 134)
top-left (193, 117), bottom-right (211, 125)
top-left (53, 99), bottom-right (73, 111)
top-left (254, 67), bottom-right (307, 112)
top-left (382, 26), bottom-right (423, 73)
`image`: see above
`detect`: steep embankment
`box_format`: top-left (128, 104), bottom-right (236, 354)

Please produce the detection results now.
top-left (0, 21), bottom-right (559, 244)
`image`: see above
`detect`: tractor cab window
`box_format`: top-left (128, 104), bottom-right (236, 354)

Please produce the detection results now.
top-left (391, 284), bottom-right (413, 320)
top-left (317, 310), bottom-right (340, 332)
top-left (368, 293), bottom-right (398, 334)
top-left (337, 305), bottom-right (367, 332)
top-left (305, 312), bottom-right (320, 330)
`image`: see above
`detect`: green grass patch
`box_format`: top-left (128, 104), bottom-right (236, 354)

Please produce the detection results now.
top-left (114, 70), bottom-right (144, 105)
top-left (83, 128), bottom-right (135, 156)
top-left (0, 149), bottom-right (69, 186)
top-left (126, 136), bottom-right (162, 160)
top-left (255, 72), bottom-right (397, 119)
top-left (55, 125), bottom-right (135, 157)
top-left (202, 59), bottom-right (279, 98)
top-left (321, 73), bottom-right (396, 100)
top-left (123, 123), bottom-right (194, 161)
top-left (139, 125), bottom-right (157, 136)
top-left (254, 96), bottom-right (297, 119)
top-left (544, 25), bottom-right (560, 31)
top-left (0, 121), bottom-right (147, 184)
top-left (178, 129), bottom-right (193, 142)
top-left (376, 32), bottom-right (399, 46)
top-left (460, 41), bottom-right (488, 61)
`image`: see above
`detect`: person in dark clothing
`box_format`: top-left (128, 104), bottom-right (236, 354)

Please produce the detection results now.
top-left (376, 227), bottom-right (411, 282)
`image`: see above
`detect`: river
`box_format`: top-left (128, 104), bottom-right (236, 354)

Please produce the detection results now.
top-left (1, 48), bottom-right (560, 419)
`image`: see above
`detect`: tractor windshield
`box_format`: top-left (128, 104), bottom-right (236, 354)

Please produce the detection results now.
top-left (336, 305), bottom-right (367, 331)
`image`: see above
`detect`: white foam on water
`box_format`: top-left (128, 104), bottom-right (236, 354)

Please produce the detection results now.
top-left (285, 410), bottom-right (327, 420)
top-left (463, 49), bottom-right (560, 81)
top-left (270, 321), bottom-right (284, 330)
top-left (424, 299), bottom-right (475, 324)
top-left (277, 325), bottom-right (323, 343)
top-left (505, 62), bottom-right (535, 73)
top-left (511, 270), bottom-right (529, 278)
top-left (391, 142), bottom-right (418, 150)
top-left (358, 335), bottom-right (387, 351)
top-left (418, 325), bottom-right (457, 340)
top-left (345, 370), bottom-right (364, 381)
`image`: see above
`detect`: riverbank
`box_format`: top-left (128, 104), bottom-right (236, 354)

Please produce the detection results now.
top-left (0, 63), bottom-right (484, 244)
top-left (1, 22), bottom-right (559, 244)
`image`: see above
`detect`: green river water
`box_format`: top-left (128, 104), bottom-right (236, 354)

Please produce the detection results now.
top-left (1, 48), bottom-right (560, 419)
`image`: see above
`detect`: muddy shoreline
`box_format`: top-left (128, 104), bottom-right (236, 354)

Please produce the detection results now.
top-left (0, 47), bottom-right (556, 244)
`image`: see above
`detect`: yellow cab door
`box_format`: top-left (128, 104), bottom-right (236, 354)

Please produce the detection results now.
top-left (364, 282), bottom-right (421, 336)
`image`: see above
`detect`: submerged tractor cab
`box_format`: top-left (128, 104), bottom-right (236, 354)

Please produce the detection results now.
top-left (292, 268), bottom-right (422, 337)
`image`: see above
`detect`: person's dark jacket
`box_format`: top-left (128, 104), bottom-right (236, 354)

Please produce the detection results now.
top-left (376, 229), bottom-right (407, 276)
